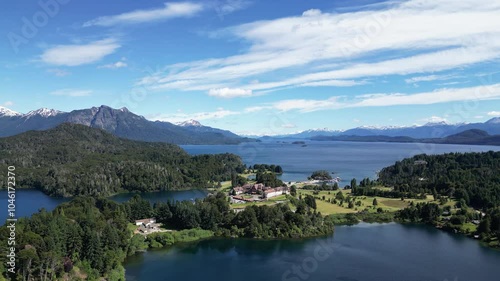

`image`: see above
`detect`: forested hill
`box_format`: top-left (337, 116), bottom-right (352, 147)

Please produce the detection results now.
top-left (378, 151), bottom-right (500, 209)
top-left (0, 123), bottom-right (246, 197)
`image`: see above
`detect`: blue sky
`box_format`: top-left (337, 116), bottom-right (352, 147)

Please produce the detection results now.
top-left (1, 0), bottom-right (500, 135)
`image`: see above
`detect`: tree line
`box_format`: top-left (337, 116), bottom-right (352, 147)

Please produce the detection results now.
top-left (378, 151), bottom-right (500, 209)
top-left (381, 152), bottom-right (500, 246)
top-left (0, 124), bottom-right (246, 197)
top-left (0, 193), bottom-right (333, 280)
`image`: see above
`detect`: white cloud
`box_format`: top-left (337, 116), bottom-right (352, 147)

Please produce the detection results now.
top-left (149, 109), bottom-right (239, 123)
top-left (208, 87), bottom-right (253, 98)
top-left (2, 101), bottom-right (14, 107)
top-left (244, 83), bottom-right (500, 113)
top-left (50, 89), bottom-right (93, 97)
top-left (272, 97), bottom-right (342, 113)
top-left (214, 0), bottom-right (252, 18)
top-left (41, 39), bottom-right (120, 66)
top-left (487, 111), bottom-right (500, 117)
top-left (419, 116), bottom-right (448, 124)
top-left (281, 123), bottom-right (297, 128)
top-left (83, 2), bottom-right (203, 27)
top-left (47, 68), bottom-right (71, 77)
top-left (98, 61), bottom-right (128, 69)
top-left (138, 0), bottom-right (500, 94)
top-left (404, 74), bottom-right (457, 84)
top-left (302, 9), bottom-right (322, 17)
top-left (351, 83), bottom-right (500, 107)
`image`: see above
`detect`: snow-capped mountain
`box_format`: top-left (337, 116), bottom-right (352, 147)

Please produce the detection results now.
top-left (0, 105), bottom-right (253, 144)
top-left (173, 119), bottom-right (241, 139)
top-left (177, 119), bottom-right (202, 127)
top-left (24, 108), bottom-right (65, 119)
top-left (0, 106), bottom-right (21, 117)
top-left (357, 125), bottom-right (413, 130)
top-left (262, 118), bottom-right (500, 140)
top-left (288, 128), bottom-right (342, 138)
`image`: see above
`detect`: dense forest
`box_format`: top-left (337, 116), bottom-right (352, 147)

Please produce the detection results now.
top-left (0, 193), bottom-right (332, 280)
top-left (309, 170), bottom-right (333, 180)
top-left (378, 151), bottom-right (500, 209)
top-left (0, 124), bottom-right (246, 197)
top-left (379, 152), bottom-right (500, 245)
top-left (0, 197), bottom-right (130, 280)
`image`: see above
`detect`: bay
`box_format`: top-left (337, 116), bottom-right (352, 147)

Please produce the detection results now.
top-left (124, 223), bottom-right (500, 281)
top-left (0, 189), bottom-right (207, 222)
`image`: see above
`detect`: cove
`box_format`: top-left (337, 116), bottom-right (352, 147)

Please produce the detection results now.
top-left (124, 223), bottom-right (500, 281)
top-left (0, 189), bottom-right (207, 222)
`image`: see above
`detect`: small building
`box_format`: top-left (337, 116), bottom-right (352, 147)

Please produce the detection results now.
top-left (233, 208), bottom-right (245, 214)
top-left (232, 195), bottom-right (254, 202)
top-left (135, 218), bottom-right (156, 226)
top-left (233, 186), bottom-right (246, 195)
top-left (250, 183), bottom-right (266, 194)
top-left (262, 186), bottom-right (289, 199)
top-left (414, 160), bottom-right (428, 165)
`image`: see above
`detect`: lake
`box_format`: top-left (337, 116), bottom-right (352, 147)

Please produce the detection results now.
top-left (2, 141), bottom-right (500, 281)
top-left (182, 140), bottom-right (500, 182)
top-left (2, 141), bottom-right (498, 222)
top-left (124, 223), bottom-right (500, 281)
top-left (0, 189), bottom-right (207, 222)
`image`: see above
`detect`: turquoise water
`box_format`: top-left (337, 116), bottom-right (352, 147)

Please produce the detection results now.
top-left (124, 223), bottom-right (500, 281)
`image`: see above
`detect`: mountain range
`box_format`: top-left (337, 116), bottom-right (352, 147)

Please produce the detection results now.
top-left (268, 118), bottom-right (500, 140)
top-left (312, 129), bottom-right (500, 146)
top-left (2, 104), bottom-right (499, 146)
top-left (0, 105), bottom-right (254, 145)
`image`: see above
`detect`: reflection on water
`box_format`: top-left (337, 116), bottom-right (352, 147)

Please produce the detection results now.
top-left (125, 223), bottom-right (500, 281)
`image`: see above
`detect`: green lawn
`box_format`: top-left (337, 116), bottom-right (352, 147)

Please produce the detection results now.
top-left (227, 184), bottom-right (454, 216)
top-left (315, 200), bottom-right (356, 214)
top-left (297, 189), bottom-right (443, 215)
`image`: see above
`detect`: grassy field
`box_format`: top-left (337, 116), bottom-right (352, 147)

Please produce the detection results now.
top-left (225, 175), bottom-right (458, 217)
top-left (297, 189), bottom-right (450, 215)
top-left (227, 185), bottom-right (454, 216)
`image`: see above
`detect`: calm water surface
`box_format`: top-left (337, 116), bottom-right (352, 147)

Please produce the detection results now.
top-left (0, 189), bottom-right (207, 222)
top-left (182, 140), bottom-right (500, 182)
top-left (2, 142), bottom-right (499, 281)
top-left (124, 223), bottom-right (500, 281)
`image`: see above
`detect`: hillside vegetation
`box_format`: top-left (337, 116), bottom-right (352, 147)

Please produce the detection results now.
top-left (0, 124), bottom-right (246, 197)
top-left (378, 151), bottom-right (500, 246)
top-left (0, 193), bottom-right (332, 280)
top-left (378, 151), bottom-right (500, 209)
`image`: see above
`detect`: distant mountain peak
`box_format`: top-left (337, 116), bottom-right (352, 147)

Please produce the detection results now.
top-left (486, 117), bottom-right (500, 124)
top-left (447, 129), bottom-right (490, 138)
top-left (303, 128), bottom-right (335, 133)
top-left (357, 125), bottom-right (408, 130)
top-left (423, 121), bottom-right (449, 126)
top-left (0, 106), bottom-right (21, 117)
top-left (178, 119), bottom-right (202, 127)
top-left (25, 108), bottom-right (65, 118)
